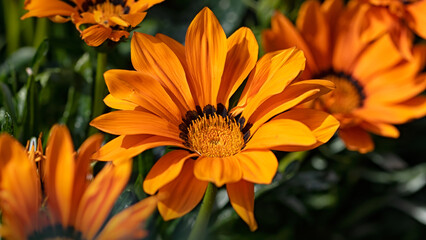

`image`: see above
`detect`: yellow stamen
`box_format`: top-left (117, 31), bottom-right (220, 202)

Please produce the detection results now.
top-left (25, 134), bottom-right (45, 162)
top-left (186, 114), bottom-right (245, 158)
top-left (87, 0), bottom-right (128, 27)
top-left (319, 74), bottom-right (364, 114)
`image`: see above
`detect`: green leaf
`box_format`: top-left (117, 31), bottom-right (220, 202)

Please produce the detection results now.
top-left (390, 198), bottom-right (426, 225)
top-left (31, 39), bottom-right (49, 75)
top-left (0, 82), bottom-right (17, 121)
top-left (0, 110), bottom-right (14, 135)
top-left (278, 151), bottom-right (306, 176)
top-left (0, 47), bottom-right (36, 74)
top-left (110, 187), bottom-right (138, 216)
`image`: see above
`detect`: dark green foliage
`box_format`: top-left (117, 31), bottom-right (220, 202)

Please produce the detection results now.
top-left (1, 0), bottom-right (425, 239)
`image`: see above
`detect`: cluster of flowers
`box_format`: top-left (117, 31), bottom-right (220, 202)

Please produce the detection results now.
top-left (1, 0), bottom-right (425, 238)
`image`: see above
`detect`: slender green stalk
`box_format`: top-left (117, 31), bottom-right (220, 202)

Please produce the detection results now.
top-left (20, 0), bottom-right (35, 47)
top-left (23, 74), bottom-right (37, 140)
top-left (89, 52), bottom-right (108, 135)
top-left (33, 18), bottom-right (49, 47)
top-left (3, 0), bottom-right (20, 55)
top-left (188, 183), bottom-right (217, 240)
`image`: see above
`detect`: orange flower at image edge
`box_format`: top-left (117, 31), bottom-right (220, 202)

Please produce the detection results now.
top-left (0, 125), bottom-right (157, 240)
top-left (363, 0), bottom-right (426, 39)
top-left (262, 0), bottom-right (426, 153)
top-left (21, 0), bottom-right (164, 46)
top-left (90, 7), bottom-right (340, 230)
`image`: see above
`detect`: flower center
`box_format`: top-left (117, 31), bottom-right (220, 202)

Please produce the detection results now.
top-left (317, 73), bottom-right (365, 114)
top-left (28, 225), bottom-right (83, 240)
top-left (81, 0), bottom-right (130, 27)
top-left (180, 105), bottom-right (248, 158)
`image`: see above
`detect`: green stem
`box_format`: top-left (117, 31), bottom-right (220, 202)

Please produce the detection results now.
top-left (3, 0), bottom-right (20, 55)
top-left (89, 52), bottom-right (108, 135)
top-left (188, 183), bottom-right (217, 240)
top-left (23, 74), bottom-right (37, 140)
top-left (33, 18), bottom-right (49, 47)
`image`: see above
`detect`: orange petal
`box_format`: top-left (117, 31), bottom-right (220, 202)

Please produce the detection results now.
top-left (129, 0), bottom-right (164, 13)
top-left (121, 12), bottom-right (147, 27)
top-left (238, 150), bottom-right (278, 184)
top-left (391, 23), bottom-right (414, 60)
top-left (81, 25), bottom-right (112, 47)
top-left (73, 12), bottom-right (96, 30)
top-left (332, 4), bottom-right (369, 72)
top-left (0, 134), bottom-right (41, 238)
top-left (157, 160), bottom-right (208, 220)
top-left (360, 121), bottom-right (399, 138)
top-left (273, 108), bottom-right (339, 151)
top-left (92, 134), bottom-right (184, 162)
top-left (245, 79), bottom-right (334, 132)
top-left (359, 7), bottom-right (392, 44)
top-left (245, 118), bottom-right (317, 150)
top-left (406, 0), bottom-right (426, 39)
top-left (321, 0), bottom-right (344, 32)
top-left (104, 69), bottom-right (182, 123)
top-left (71, 134), bottom-right (103, 223)
top-left (104, 94), bottom-right (138, 110)
top-left (217, 27), bottom-right (258, 108)
top-left (131, 33), bottom-right (195, 111)
top-left (237, 48), bottom-right (306, 120)
top-left (75, 159), bottom-right (132, 239)
top-left (338, 126), bottom-right (374, 153)
top-left (108, 30), bottom-right (130, 42)
top-left (109, 16), bottom-right (130, 27)
top-left (353, 34), bottom-right (403, 81)
top-left (367, 73), bottom-right (426, 105)
top-left (261, 11), bottom-right (318, 76)
top-left (96, 196), bottom-right (158, 240)
top-left (297, 0), bottom-right (331, 71)
top-left (193, 156), bottom-right (243, 187)
top-left (226, 180), bottom-right (257, 231)
top-left (45, 125), bottom-right (75, 227)
top-left (155, 33), bottom-right (186, 66)
top-left (356, 96), bottom-right (426, 124)
top-left (90, 110), bottom-right (181, 141)
top-left (185, 7), bottom-right (227, 106)
top-left (21, 0), bottom-right (75, 19)
top-left (365, 45), bottom-right (426, 103)
top-left (144, 150), bottom-right (197, 195)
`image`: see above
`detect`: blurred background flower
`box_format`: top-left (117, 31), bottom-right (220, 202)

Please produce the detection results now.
top-left (21, 0), bottom-right (164, 47)
top-left (0, 125), bottom-right (157, 240)
top-left (262, 0), bottom-right (426, 153)
top-left (0, 0), bottom-right (426, 239)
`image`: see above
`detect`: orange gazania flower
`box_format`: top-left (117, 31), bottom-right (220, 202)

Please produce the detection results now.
top-left (90, 7), bottom-right (339, 230)
top-left (21, 0), bottom-right (164, 46)
top-left (0, 125), bottom-right (157, 240)
top-left (262, 0), bottom-right (426, 153)
top-left (358, 0), bottom-right (426, 59)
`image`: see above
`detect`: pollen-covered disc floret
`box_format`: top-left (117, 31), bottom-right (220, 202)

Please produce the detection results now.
top-left (179, 104), bottom-right (249, 158)
top-left (80, 0), bottom-right (130, 28)
top-left (318, 73), bottom-right (365, 114)
top-left (186, 113), bottom-right (245, 158)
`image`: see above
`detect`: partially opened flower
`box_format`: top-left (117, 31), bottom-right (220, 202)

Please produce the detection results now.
top-left (90, 7), bottom-right (339, 230)
top-left (0, 125), bottom-right (157, 240)
top-left (358, 0), bottom-right (426, 59)
top-left (21, 0), bottom-right (164, 46)
top-left (262, 0), bottom-right (426, 153)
